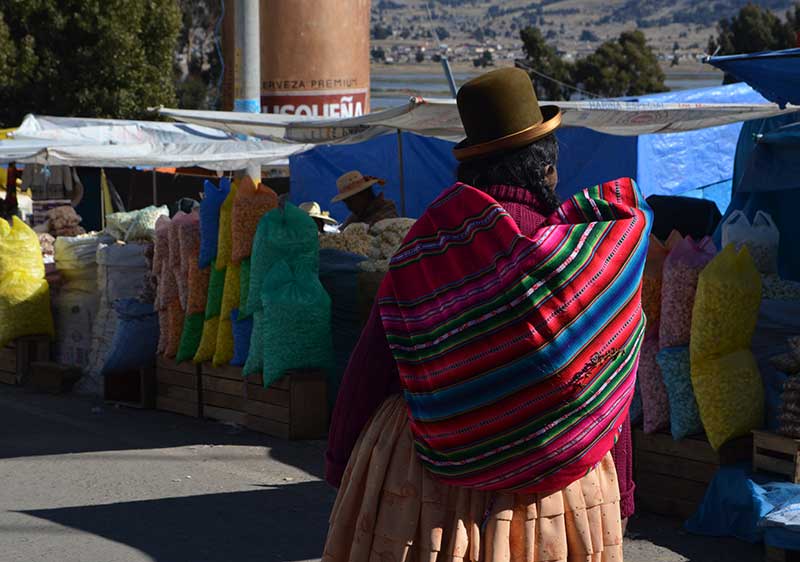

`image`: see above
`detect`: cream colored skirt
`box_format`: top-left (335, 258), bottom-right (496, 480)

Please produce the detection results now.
top-left (323, 395), bottom-right (623, 562)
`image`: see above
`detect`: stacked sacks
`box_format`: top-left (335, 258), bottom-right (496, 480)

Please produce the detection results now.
top-left (212, 181), bottom-right (239, 367)
top-left (153, 216), bottom-right (172, 355)
top-left (0, 217), bottom-right (55, 348)
top-left (194, 179), bottom-right (236, 363)
top-left (80, 241), bottom-right (150, 394)
top-left (638, 231), bottom-right (683, 433)
top-left (231, 177), bottom-right (278, 366)
top-left (52, 233), bottom-right (107, 368)
top-left (244, 203), bottom-right (333, 386)
top-left (176, 211), bottom-right (209, 362)
top-left (690, 244), bottom-right (764, 450)
top-left (162, 212), bottom-right (195, 358)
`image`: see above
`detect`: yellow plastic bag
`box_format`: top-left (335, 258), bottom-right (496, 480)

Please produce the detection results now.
top-left (692, 349), bottom-right (764, 450)
top-left (214, 180), bottom-right (238, 271)
top-left (0, 218), bottom-right (53, 347)
top-left (690, 244), bottom-right (764, 450)
top-left (193, 316), bottom-right (220, 363)
top-left (231, 177), bottom-right (278, 265)
top-left (690, 244), bottom-right (762, 362)
top-left (213, 263), bottom-right (240, 367)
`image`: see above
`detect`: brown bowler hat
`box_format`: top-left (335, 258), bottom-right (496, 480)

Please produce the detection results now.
top-left (453, 67), bottom-right (561, 162)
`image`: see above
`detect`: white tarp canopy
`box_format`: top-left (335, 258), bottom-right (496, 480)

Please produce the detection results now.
top-left (158, 96), bottom-right (800, 143)
top-left (0, 114), bottom-right (311, 170)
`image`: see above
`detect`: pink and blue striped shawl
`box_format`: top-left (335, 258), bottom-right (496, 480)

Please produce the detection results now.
top-left (378, 177), bottom-right (651, 493)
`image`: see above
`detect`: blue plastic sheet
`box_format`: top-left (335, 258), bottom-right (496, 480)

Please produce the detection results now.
top-left (707, 49), bottom-right (800, 108)
top-left (289, 132), bottom-right (457, 221)
top-left (687, 465), bottom-right (800, 551)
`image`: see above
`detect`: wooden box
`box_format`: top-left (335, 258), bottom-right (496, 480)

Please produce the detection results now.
top-left (753, 430), bottom-right (800, 483)
top-left (155, 357), bottom-right (202, 418)
top-left (0, 336), bottom-right (51, 386)
top-left (767, 545), bottom-right (800, 562)
top-left (634, 429), bottom-right (752, 519)
top-left (29, 361), bottom-right (81, 394)
top-left (244, 370), bottom-right (328, 440)
top-left (201, 363), bottom-right (246, 425)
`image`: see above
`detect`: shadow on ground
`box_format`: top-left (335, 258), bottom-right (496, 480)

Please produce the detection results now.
top-left (18, 482), bottom-right (335, 562)
top-left (0, 386), bottom-right (326, 480)
top-left (626, 512), bottom-right (762, 562)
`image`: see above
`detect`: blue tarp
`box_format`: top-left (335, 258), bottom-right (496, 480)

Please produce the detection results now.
top-left (714, 114), bottom-right (800, 281)
top-left (290, 83), bottom-right (767, 219)
top-left (707, 48), bottom-right (800, 108)
top-left (687, 465), bottom-right (800, 551)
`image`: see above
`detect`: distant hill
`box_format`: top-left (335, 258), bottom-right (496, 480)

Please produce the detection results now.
top-left (371, 0), bottom-right (798, 59)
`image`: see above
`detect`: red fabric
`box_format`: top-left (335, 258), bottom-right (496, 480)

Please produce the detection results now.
top-left (325, 184), bottom-right (635, 513)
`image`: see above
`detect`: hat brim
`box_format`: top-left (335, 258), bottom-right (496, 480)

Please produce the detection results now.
top-left (309, 213), bottom-right (339, 225)
top-left (331, 178), bottom-right (380, 203)
top-left (453, 105), bottom-right (562, 162)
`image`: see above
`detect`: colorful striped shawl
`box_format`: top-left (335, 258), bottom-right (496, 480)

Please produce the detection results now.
top-left (378, 177), bottom-right (651, 493)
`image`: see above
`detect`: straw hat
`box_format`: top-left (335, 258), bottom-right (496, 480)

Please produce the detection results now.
top-left (299, 201), bottom-right (338, 225)
top-left (453, 67), bottom-right (562, 162)
top-left (331, 170), bottom-right (386, 204)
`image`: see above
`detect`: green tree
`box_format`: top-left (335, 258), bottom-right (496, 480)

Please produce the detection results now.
top-left (709, 3), bottom-right (800, 83)
top-left (519, 27), bottom-right (574, 100)
top-left (0, 0), bottom-right (181, 127)
top-left (574, 30), bottom-right (667, 97)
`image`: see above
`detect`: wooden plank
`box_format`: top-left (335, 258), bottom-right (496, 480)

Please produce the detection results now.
top-left (718, 433), bottom-right (754, 465)
top-left (201, 363), bottom-right (243, 381)
top-left (289, 371), bottom-right (328, 440)
top-left (636, 492), bottom-right (699, 520)
top-left (244, 399), bottom-right (290, 423)
top-left (156, 369), bottom-right (198, 389)
top-left (201, 375), bottom-right (244, 397)
top-left (204, 405), bottom-right (246, 425)
top-left (0, 347), bottom-right (17, 372)
top-left (0, 370), bottom-right (17, 385)
top-left (754, 430), bottom-right (800, 456)
top-left (634, 429), bottom-right (720, 464)
top-left (754, 452), bottom-right (795, 478)
top-left (635, 450), bottom-right (719, 484)
top-left (246, 415), bottom-right (291, 439)
top-left (243, 371), bottom-right (291, 390)
top-left (157, 384), bottom-right (199, 403)
top-left (635, 472), bottom-right (709, 503)
top-left (203, 390), bottom-right (245, 411)
top-left (156, 357), bottom-right (197, 375)
top-left (156, 396), bottom-right (200, 418)
top-left (244, 383), bottom-right (290, 407)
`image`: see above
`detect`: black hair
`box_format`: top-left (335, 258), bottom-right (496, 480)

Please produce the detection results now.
top-left (456, 134), bottom-right (561, 213)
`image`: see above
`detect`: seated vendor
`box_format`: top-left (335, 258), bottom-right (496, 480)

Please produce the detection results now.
top-left (299, 201), bottom-right (339, 233)
top-left (331, 170), bottom-right (398, 228)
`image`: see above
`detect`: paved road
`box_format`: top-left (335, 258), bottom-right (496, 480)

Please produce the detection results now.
top-left (0, 387), bottom-right (762, 562)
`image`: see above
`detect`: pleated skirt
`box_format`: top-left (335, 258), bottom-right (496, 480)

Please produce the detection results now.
top-left (323, 395), bottom-right (624, 562)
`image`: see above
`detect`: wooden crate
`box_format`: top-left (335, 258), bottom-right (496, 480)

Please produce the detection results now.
top-left (0, 336), bottom-right (51, 386)
top-left (29, 361), bottom-right (81, 394)
top-left (753, 430), bottom-right (800, 483)
top-left (155, 357), bottom-right (202, 418)
top-left (767, 545), bottom-right (800, 562)
top-left (634, 429), bottom-right (752, 519)
top-left (244, 370), bottom-right (328, 440)
top-left (201, 363), bottom-right (246, 425)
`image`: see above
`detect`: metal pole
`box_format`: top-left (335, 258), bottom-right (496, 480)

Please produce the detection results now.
top-left (397, 129), bottom-right (406, 217)
top-left (151, 169), bottom-right (157, 205)
top-left (235, 0), bottom-right (261, 180)
top-left (441, 56), bottom-right (458, 98)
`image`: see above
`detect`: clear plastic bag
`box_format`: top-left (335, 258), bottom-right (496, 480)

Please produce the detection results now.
top-left (231, 177), bottom-right (278, 265)
top-left (198, 178), bottom-right (230, 269)
top-left (642, 230), bottom-right (682, 335)
top-left (722, 210), bottom-right (780, 275)
top-left (261, 260), bottom-right (333, 386)
top-left (659, 236), bottom-right (716, 348)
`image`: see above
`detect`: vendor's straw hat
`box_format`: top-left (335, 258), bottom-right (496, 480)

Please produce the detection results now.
top-left (331, 170), bottom-right (386, 204)
top-left (300, 201), bottom-right (338, 225)
top-left (453, 67), bottom-right (562, 162)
